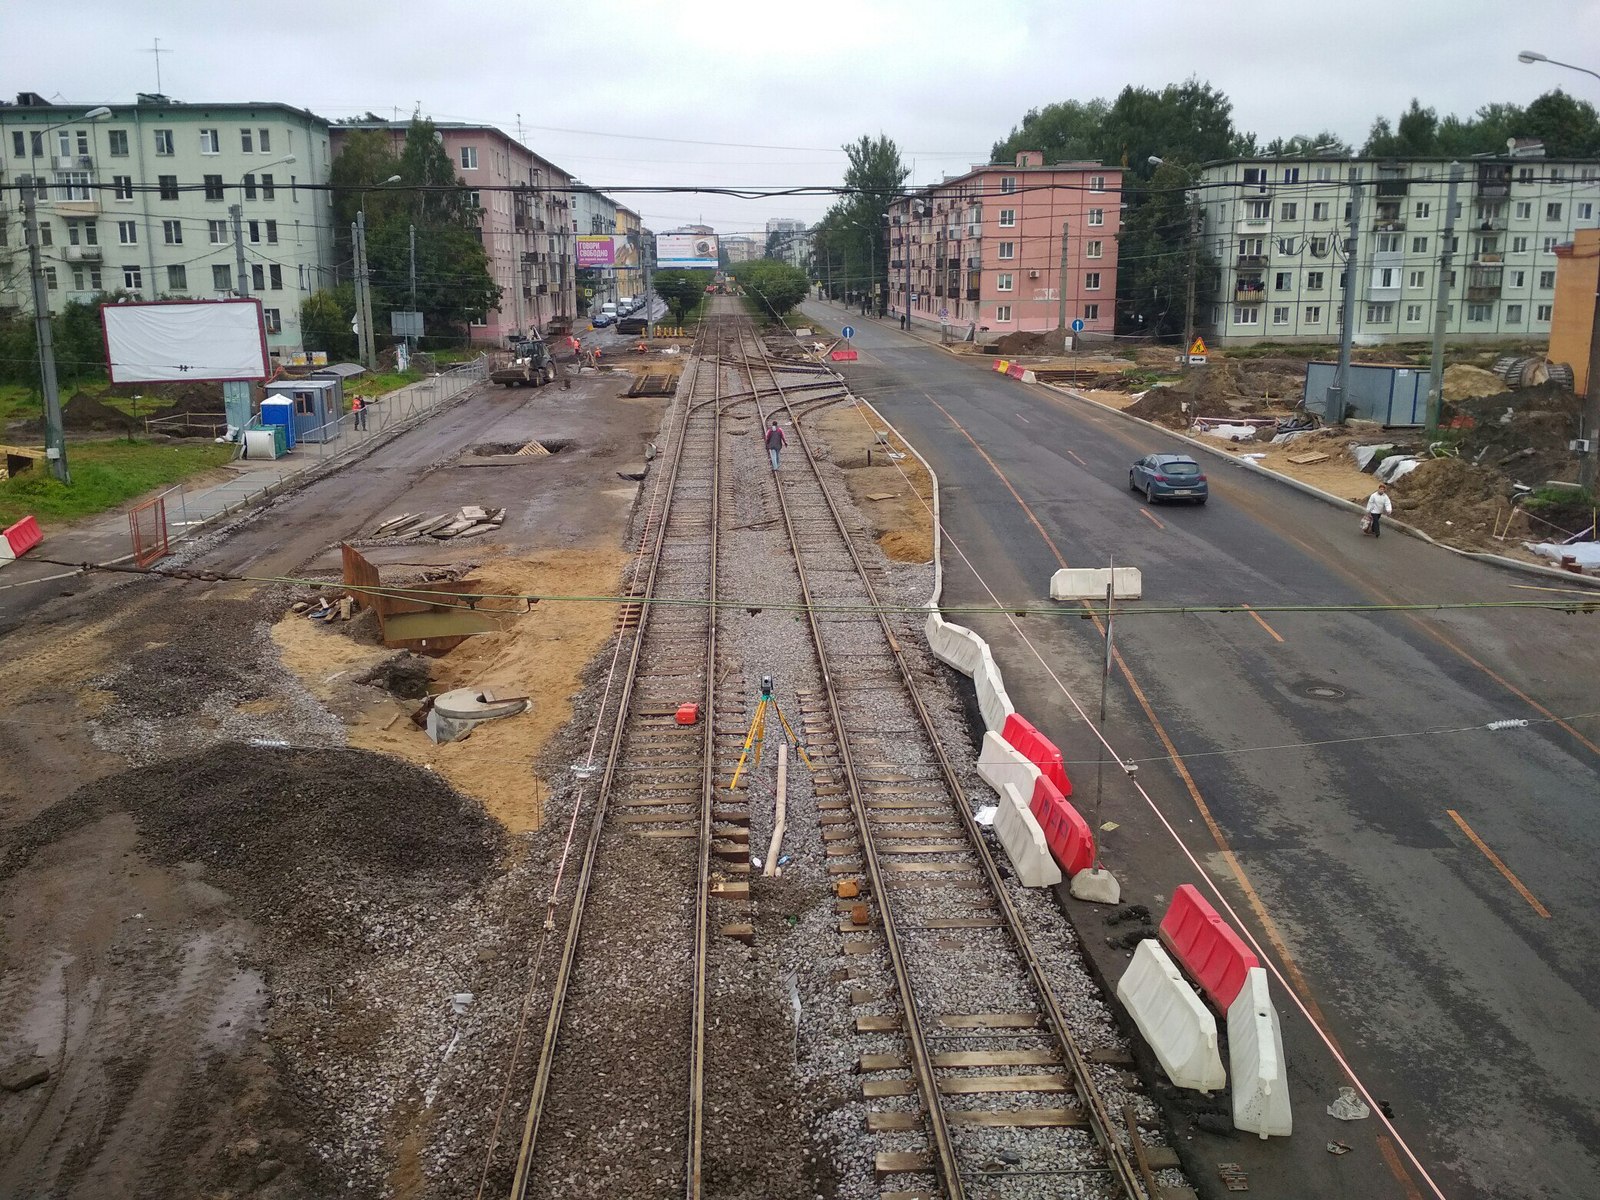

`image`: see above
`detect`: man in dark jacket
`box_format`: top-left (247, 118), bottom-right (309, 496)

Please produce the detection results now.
top-left (765, 419), bottom-right (787, 470)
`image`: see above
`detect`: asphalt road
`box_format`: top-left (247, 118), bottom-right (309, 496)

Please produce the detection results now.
top-left (804, 303), bottom-right (1600, 1200)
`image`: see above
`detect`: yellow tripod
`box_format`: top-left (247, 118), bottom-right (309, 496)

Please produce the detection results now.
top-left (729, 675), bottom-right (812, 791)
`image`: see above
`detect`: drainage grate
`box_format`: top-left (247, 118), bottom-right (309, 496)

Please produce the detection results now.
top-left (1303, 685), bottom-right (1346, 700)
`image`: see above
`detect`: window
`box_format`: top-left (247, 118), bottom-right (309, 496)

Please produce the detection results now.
top-left (204, 175), bottom-right (225, 201)
top-left (113, 174), bottom-right (134, 201)
top-left (1312, 201), bottom-right (1329, 221)
top-left (1274, 271), bottom-right (1292, 291)
top-left (1515, 201), bottom-right (1532, 219)
top-left (1546, 202), bottom-right (1563, 220)
top-left (1373, 267), bottom-right (1396, 288)
top-left (1580, 203), bottom-right (1594, 221)
top-left (1505, 304), bottom-right (1523, 323)
top-left (1509, 270), bottom-right (1525, 288)
top-left (1518, 167), bottom-right (1535, 183)
top-left (1272, 305), bottom-right (1290, 325)
top-left (1375, 233), bottom-right (1401, 253)
top-left (467, 189), bottom-right (481, 209)
top-left (1466, 303), bottom-right (1492, 322)
top-left (166, 264), bottom-right (187, 291)
top-left (162, 219), bottom-right (182, 245)
top-left (263, 308), bottom-right (282, 334)
top-left (261, 174), bottom-right (276, 201)
top-left (108, 129), bottom-right (129, 157)
top-left (117, 220), bottom-right (137, 245)
top-left (199, 128), bottom-right (219, 154)
top-left (1087, 208), bottom-right (1104, 226)
top-left (9, 131), bottom-right (22, 156)
top-left (65, 219), bottom-right (97, 246)
top-left (248, 220), bottom-right (260, 243)
top-left (1414, 201), bottom-right (1431, 219)
top-left (1541, 237), bottom-right (1559, 254)
top-left (1083, 271), bottom-right (1100, 290)
top-left (998, 209), bottom-right (1016, 227)
top-left (123, 264), bottom-right (142, 291)
top-left (460, 145), bottom-right (478, 169)
top-left (1411, 236), bottom-right (1428, 254)
top-left (1083, 303), bottom-right (1099, 320)
top-left (1085, 239), bottom-right (1102, 258)
top-left (1232, 305), bottom-right (1260, 325)
top-left (1512, 236), bottom-right (1529, 253)
top-left (251, 264), bottom-right (265, 291)
top-left (1282, 167), bottom-right (1301, 184)
top-left (54, 171), bottom-right (91, 201)
top-left (1309, 235), bottom-right (1328, 255)
top-left (44, 266), bottom-right (58, 290)
top-left (1243, 167), bottom-right (1266, 187)
top-left (999, 176), bottom-right (1016, 194)
top-left (1551, 167), bottom-right (1564, 182)
top-left (1246, 200), bottom-right (1270, 220)
top-left (995, 304), bottom-right (1012, 321)
top-left (264, 220), bottom-right (278, 244)
top-left (1366, 302), bottom-right (1394, 323)
top-left (1280, 202), bottom-right (1298, 221)
top-left (241, 129), bottom-right (254, 153)
top-left (1089, 175), bottom-right (1105, 191)
top-left (158, 175), bottom-right (179, 201)
top-left (1306, 271), bottom-right (1324, 290)
top-left (243, 174), bottom-right (257, 200)
top-left (208, 219), bottom-right (229, 244)
top-left (998, 240), bottom-right (1015, 259)
top-left (36, 221), bottom-right (52, 246)
top-left (213, 264), bottom-right (233, 290)
top-left (1304, 304), bottom-right (1322, 322)
top-left (1405, 304), bottom-right (1424, 322)
top-left (269, 264), bottom-right (283, 290)
top-left (1539, 270), bottom-right (1556, 288)
top-left (1536, 303), bottom-right (1553, 321)
top-left (1407, 269), bottom-right (1426, 288)
top-left (997, 272), bottom-right (1014, 291)
top-left (1447, 236), bottom-right (1459, 253)
top-left (259, 128), bottom-right (271, 153)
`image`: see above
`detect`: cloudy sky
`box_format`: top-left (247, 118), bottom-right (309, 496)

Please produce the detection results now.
top-left (6, 0), bottom-right (1598, 239)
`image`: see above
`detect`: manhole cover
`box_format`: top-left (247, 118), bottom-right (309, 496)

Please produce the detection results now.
top-left (1304, 685), bottom-right (1346, 699)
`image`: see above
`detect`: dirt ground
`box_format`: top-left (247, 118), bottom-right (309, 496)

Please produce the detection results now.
top-left (806, 400), bottom-right (936, 563)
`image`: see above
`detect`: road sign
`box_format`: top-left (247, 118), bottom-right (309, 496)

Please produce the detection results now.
top-left (1187, 335), bottom-right (1208, 366)
top-left (939, 307), bottom-right (949, 320)
top-left (842, 325), bottom-right (855, 340)
top-left (1070, 318), bottom-right (1085, 333)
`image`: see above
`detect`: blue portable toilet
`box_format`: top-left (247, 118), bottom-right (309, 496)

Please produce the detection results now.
top-left (264, 379), bottom-right (342, 443)
top-left (258, 397), bottom-right (297, 449)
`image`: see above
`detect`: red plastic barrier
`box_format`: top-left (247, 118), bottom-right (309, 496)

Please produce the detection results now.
top-left (830, 349), bottom-right (858, 361)
top-left (1006, 363), bottom-right (1026, 380)
top-left (1001, 712), bottom-right (1071, 795)
top-left (1159, 883), bottom-right (1260, 1010)
top-left (1029, 775), bottom-right (1095, 876)
top-left (3, 515), bottom-right (42, 559)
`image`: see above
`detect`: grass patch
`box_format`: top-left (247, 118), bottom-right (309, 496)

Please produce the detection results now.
top-left (0, 439), bottom-right (236, 528)
top-left (357, 370), bottom-right (423, 397)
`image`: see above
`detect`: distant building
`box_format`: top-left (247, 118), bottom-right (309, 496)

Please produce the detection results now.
top-left (887, 151), bottom-right (1123, 338)
top-left (724, 236), bottom-right (759, 264)
top-left (765, 218), bottom-right (809, 269)
top-left (615, 204), bottom-right (642, 301)
top-left (332, 121), bottom-right (577, 343)
top-left (1194, 152), bottom-right (1600, 345)
top-left (0, 90), bottom-right (336, 357)
top-left (1551, 228), bottom-right (1599, 394)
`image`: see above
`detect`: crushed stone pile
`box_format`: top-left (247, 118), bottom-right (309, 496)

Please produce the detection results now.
top-left (991, 329), bottom-right (1062, 356)
top-left (1443, 384), bottom-right (1582, 486)
top-left (1442, 364), bottom-right (1509, 402)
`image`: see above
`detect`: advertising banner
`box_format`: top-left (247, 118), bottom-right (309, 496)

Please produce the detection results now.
top-left (576, 235), bottom-right (618, 269)
top-left (101, 299), bottom-right (269, 382)
top-left (658, 233), bottom-right (719, 270)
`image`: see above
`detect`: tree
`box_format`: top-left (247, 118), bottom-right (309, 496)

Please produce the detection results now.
top-left (1522, 90), bottom-right (1600, 158)
top-left (736, 260), bottom-right (809, 318)
top-left (991, 99), bottom-right (1111, 165)
top-left (829, 134), bottom-right (910, 302)
top-left (1118, 161), bottom-right (1213, 339)
top-left (653, 269), bottom-right (705, 324)
top-left (1363, 99), bottom-right (1439, 157)
top-left (300, 287), bottom-right (358, 360)
top-left (1098, 79), bottom-right (1240, 183)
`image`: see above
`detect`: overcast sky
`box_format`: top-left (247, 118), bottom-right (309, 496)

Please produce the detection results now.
top-left (5, 0), bottom-right (1598, 238)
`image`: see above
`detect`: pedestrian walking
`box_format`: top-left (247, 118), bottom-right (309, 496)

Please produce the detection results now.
top-left (352, 393), bottom-right (367, 431)
top-left (1363, 482), bottom-right (1393, 537)
top-left (765, 419), bottom-right (787, 470)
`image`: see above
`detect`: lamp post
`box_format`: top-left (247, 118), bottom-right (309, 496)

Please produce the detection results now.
top-left (1516, 50), bottom-right (1600, 85)
top-left (20, 105), bottom-right (113, 484)
top-left (231, 154), bottom-right (296, 299)
top-left (351, 174), bottom-right (401, 369)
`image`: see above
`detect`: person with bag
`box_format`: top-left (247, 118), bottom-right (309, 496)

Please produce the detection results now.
top-left (765, 419), bottom-right (788, 470)
top-left (1363, 483), bottom-right (1393, 537)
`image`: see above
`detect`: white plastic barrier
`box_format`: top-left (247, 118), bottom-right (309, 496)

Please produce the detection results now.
top-left (995, 782), bottom-right (1062, 888)
top-left (973, 646), bottom-right (1015, 732)
top-left (1050, 566), bottom-right (1143, 601)
top-left (1116, 939), bottom-right (1226, 1092)
top-left (1227, 967), bottom-right (1292, 1138)
top-left (924, 609), bottom-right (987, 678)
top-left (977, 730), bottom-right (1040, 796)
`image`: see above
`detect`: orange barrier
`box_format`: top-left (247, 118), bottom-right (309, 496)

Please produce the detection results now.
top-left (831, 349), bottom-right (858, 361)
top-left (1029, 775), bottom-right (1095, 876)
top-left (2, 514), bottom-right (42, 559)
top-left (1001, 712), bottom-right (1072, 795)
top-left (1006, 363), bottom-right (1027, 380)
top-left (1159, 883), bottom-right (1260, 1010)
top-left (993, 358), bottom-right (1010, 374)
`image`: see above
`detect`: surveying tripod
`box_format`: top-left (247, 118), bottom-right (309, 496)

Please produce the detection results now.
top-left (728, 675), bottom-right (812, 791)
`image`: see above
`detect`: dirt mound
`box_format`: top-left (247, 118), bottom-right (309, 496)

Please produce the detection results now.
top-left (61, 390), bottom-right (136, 431)
top-left (1442, 364), bottom-right (1509, 402)
top-left (1445, 384), bottom-right (1582, 486)
top-left (1392, 457), bottom-right (1514, 544)
top-left (992, 329), bottom-right (1062, 356)
top-left (1124, 384), bottom-right (1235, 428)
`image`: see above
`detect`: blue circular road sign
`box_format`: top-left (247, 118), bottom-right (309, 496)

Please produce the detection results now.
top-left (1071, 318), bottom-right (1085, 333)
top-left (842, 325), bottom-right (855, 339)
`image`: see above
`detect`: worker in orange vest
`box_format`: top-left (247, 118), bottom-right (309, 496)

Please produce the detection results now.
top-left (351, 393), bottom-right (367, 431)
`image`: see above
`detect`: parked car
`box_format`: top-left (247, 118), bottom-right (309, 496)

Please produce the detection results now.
top-left (1129, 453), bottom-right (1208, 504)
top-left (591, 312), bottom-right (613, 328)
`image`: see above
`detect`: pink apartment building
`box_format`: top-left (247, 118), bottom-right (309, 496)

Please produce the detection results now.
top-left (888, 152), bottom-right (1122, 339)
top-left (331, 123), bottom-right (577, 344)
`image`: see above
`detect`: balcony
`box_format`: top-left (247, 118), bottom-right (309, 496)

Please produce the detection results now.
top-left (52, 198), bottom-right (100, 216)
top-left (965, 288), bottom-right (980, 301)
top-left (1372, 219), bottom-right (1406, 233)
top-left (65, 244), bottom-right (102, 263)
top-left (966, 257), bottom-right (981, 270)
top-left (1375, 174), bottom-right (1408, 198)
top-left (933, 285), bottom-right (945, 298)
top-left (1467, 266), bottom-right (1503, 300)
top-left (1235, 286), bottom-right (1268, 303)
top-left (967, 225), bottom-right (982, 239)
top-left (1475, 251), bottom-right (1504, 265)
top-left (1236, 254), bottom-right (1269, 269)
top-left (945, 257), bottom-right (960, 270)
top-left (1475, 218), bottom-right (1507, 233)
top-left (1477, 165), bottom-right (1511, 197)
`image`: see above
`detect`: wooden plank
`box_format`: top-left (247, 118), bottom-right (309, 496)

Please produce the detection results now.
top-left (1287, 450), bottom-right (1331, 465)
top-left (865, 1075), bottom-right (1070, 1097)
top-left (842, 939), bottom-right (879, 955)
top-left (711, 881), bottom-right (749, 899)
top-left (874, 1151), bottom-right (931, 1179)
top-left (636, 829), bottom-right (698, 838)
top-left (920, 918), bottom-right (1000, 930)
top-left (867, 1110), bottom-right (921, 1133)
top-left (619, 812), bottom-right (693, 824)
top-left (885, 862), bottom-right (981, 874)
top-left (876, 843), bottom-right (971, 855)
top-left (858, 1052), bottom-right (903, 1072)
top-left (939, 1013), bottom-right (1041, 1029)
top-left (946, 1108), bottom-right (1085, 1128)
top-left (933, 1049), bottom-right (1060, 1068)
top-left (616, 795), bottom-right (698, 808)
top-left (886, 877), bottom-right (988, 889)
top-left (879, 1191), bottom-right (934, 1200)
top-left (856, 1015), bottom-right (900, 1032)
top-left (864, 799), bottom-right (943, 810)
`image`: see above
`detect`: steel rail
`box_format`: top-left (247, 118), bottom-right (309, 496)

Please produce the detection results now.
top-left (739, 314), bottom-right (1148, 1200)
top-left (507, 317), bottom-right (720, 1200)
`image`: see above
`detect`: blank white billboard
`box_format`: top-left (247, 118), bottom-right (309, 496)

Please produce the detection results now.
top-left (101, 299), bottom-right (270, 383)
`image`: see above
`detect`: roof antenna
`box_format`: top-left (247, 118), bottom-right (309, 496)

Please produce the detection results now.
top-left (144, 37), bottom-right (169, 93)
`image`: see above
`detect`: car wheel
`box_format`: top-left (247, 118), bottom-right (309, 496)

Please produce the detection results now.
top-left (1195, 497), bottom-right (1208, 506)
top-left (1129, 472), bottom-right (1139, 491)
top-left (1145, 484), bottom-right (1157, 505)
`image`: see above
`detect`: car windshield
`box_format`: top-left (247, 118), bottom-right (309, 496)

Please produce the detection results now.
top-left (1162, 462), bottom-right (1200, 476)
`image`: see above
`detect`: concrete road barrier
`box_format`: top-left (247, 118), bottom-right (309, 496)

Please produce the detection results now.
top-left (924, 609), bottom-right (986, 677)
top-left (996, 782), bottom-right (1063, 888)
top-left (973, 645), bottom-right (1014, 732)
top-left (1228, 967), bottom-right (1292, 1138)
top-left (1159, 883), bottom-right (1260, 1011)
top-left (1116, 939), bottom-right (1226, 1093)
top-left (977, 730), bottom-right (1041, 797)
top-left (1050, 566), bottom-right (1142, 601)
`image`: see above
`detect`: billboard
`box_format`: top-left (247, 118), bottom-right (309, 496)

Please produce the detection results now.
top-left (576, 235), bottom-right (619, 268)
top-left (101, 299), bottom-right (270, 383)
top-left (658, 233), bottom-right (718, 270)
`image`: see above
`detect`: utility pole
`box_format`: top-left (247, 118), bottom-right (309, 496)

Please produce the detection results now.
top-left (21, 182), bottom-right (69, 483)
top-left (1329, 176), bottom-right (1363, 426)
top-left (1183, 203), bottom-right (1200, 364)
top-left (1582, 264), bottom-right (1600, 491)
top-left (408, 223), bottom-right (418, 348)
top-left (351, 220), bottom-right (369, 368)
top-left (1426, 163), bottom-right (1464, 435)
top-left (1057, 220), bottom-right (1070, 334)
top-left (356, 209), bottom-right (376, 370)
top-left (231, 203), bottom-right (250, 298)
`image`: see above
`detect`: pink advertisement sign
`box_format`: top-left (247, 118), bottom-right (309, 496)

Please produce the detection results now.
top-left (577, 235), bottom-right (617, 268)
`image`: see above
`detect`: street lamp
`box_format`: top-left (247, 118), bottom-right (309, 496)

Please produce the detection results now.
top-left (231, 154), bottom-right (296, 298)
top-left (20, 105), bottom-right (114, 484)
top-left (1517, 50), bottom-right (1600, 83)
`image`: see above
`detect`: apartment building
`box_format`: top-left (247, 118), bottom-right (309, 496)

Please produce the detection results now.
top-left (887, 152), bottom-right (1123, 338)
top-left (572, 184), bottom-right (619, 309)
top-left (765, 217), bottom-right (809, 269)
top-left (1196, 153), bottom-right (1600, 346)
top-left (615, 205), bottom-right (642, 301)
top-left (0, 91), bottom-right (335, 356)
top-left (332, 122), bottom-right (576, 343)
top-left (1551, 228), bottom-right (1599, 393)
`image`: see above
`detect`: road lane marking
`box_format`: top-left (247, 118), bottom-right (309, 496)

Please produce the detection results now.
top-left (1446, 809), bottom-right (1552, 918)
top-left (922, 390), bottom-right (1332, 1029)
top-left (1377, 1134), bottom-right (1427, 1200)
top-left (1066, 449), bottom-right (1087, 467)
top-left (1138, 508), bottom-right (1165, 530)
top-left (1241, 603), bottom-right (1285, 643)
top-left (1015, 412), bottom-right (1031, 424)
